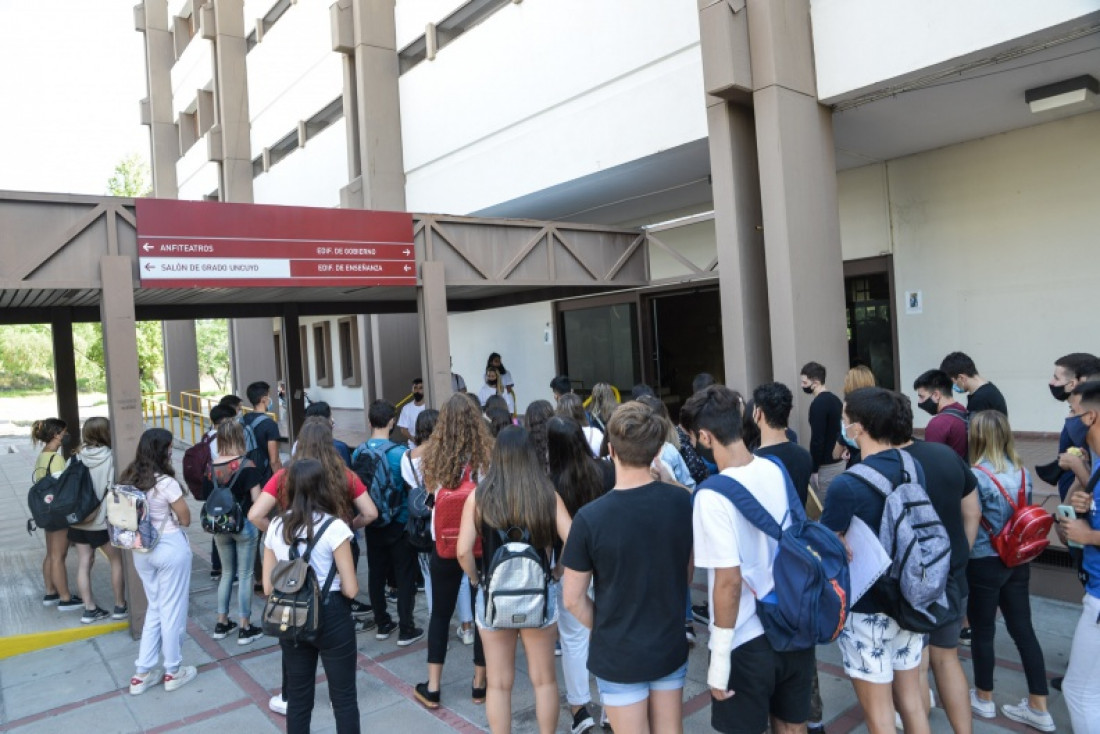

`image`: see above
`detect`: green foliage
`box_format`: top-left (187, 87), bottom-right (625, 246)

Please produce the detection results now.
top-left (196, 319), bottom-right (231, 392)
top-left (106, 154), bottom-right (152, 197)
top-left (0, 324), bottom-right (55, 390)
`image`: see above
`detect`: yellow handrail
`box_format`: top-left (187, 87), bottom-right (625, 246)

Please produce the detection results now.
top-left (141, 391), bottom-right (274, 445)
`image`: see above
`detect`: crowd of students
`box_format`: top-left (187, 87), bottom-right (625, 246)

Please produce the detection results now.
top-left (27, 348), bottom-right (1100, 733)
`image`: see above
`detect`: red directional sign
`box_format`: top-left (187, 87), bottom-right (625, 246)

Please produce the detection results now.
top-left (135, 199), bottom-right (417, 288)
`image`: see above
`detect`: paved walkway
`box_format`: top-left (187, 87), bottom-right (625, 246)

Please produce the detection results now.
top-left (0, 433), bottom-right (1084, 732)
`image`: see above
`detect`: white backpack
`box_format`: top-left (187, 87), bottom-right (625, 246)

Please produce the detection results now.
top-left (106, 485), bottom-right (169, 552)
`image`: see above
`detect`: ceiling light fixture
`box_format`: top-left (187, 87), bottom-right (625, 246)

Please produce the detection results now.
top-left (1024, 74), bottom-right (1098, 114)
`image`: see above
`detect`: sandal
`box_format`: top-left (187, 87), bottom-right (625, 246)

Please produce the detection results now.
top-left (415, 682), bottom-right (440, 709)
top-left (472, 679), bottom-right (487, 704)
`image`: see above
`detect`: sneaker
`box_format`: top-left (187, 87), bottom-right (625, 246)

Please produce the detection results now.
top-left (129, 668), bottom-right (163, 695)
top-left (111, 605), bottom-right (129, 620)
top-left (970, 689), bottom-right (995, 719)
top-left (268, 694), bottom-right (287, 715)
top-left (571, 705), bottom-right (596, 734)
top-left (238, 625), bottom-right (264, 645)
top-left (685, 623), bottom-right (696, 647)
top-left (895, 711), bottom-right (903, 730)
top-left (81, 606), bottom-right (110, 624)
top-left (1001, 699), bottom-right (1055, 732)
top-left (457, 624), bottom-right (474, 646)
top-left (163, 665), bottom-right (197, 692)
top-left (375, 620), bottom-right (398, 640)
top-left (958, 626), bottom-right (972, 646)
top-left (349, 599), bottom-right (372, 619)
top-left (807, 724), bottom-right (826, 734)
top-left (415, 682), bottom-right (440, 709)
top-left (691, 603), bottom-right (710, 624)
top-left (416, 581), bottom-right (425, 593)
top-left (398, 627), bottom-right (424, 646)
top-left (354, 618), bottom-right (377, 632)
top-left (212, 620), bottom-right (238, 639)
top-left (42, 593), bottom-right (60, 606)
top-left (211, 570), bottom-right (221, 580)
top-left (57, 595), bottom-right (84, 612)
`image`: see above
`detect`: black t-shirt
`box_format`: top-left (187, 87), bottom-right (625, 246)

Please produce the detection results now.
top-left (755, 442), bottom-right (813, 506)
top-left (205, 458), bottom-right (262, 515)
top-left (244, 413), bottom-right (280, 481)
top-left (820, 450), bottom-right (926, 614)
top-left (808, 391), bottom-right (843, 470)
top-left (967, 383), bottom-right (1008, 416)
top-left (901, 441), bottom-right (977, 596)
top-left (561, 481), bottom-right (692, 683)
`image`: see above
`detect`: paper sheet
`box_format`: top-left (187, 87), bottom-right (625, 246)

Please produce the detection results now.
top-left (846, 517), bottom-right (891, 605)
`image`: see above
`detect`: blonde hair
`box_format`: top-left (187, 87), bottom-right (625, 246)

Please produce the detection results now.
top-left (589, 383), bottom-right (619, 426)
top-left (844, 365), bottom-right (876, 397)
top-left (968, 411), bottom-right (1021, 473)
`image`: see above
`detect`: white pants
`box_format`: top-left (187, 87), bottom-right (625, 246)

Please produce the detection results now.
top-left (419, 551), bottom-right (472, 624)
top-left (1064, 593), bottom-right (1100, 734)
top-left (133, 531), bottom-right (192, 673)
top-left (554, 580), bottom-right (593, 706)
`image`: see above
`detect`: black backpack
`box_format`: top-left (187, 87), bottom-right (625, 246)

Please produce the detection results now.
top-left (240, 412), bottom-right (273, 480)
top-left (27, 457), bottom-right (100, 533)
top-left (262, 518), bottom-right (337, 644)
top-left (404, 453), bottom-right (434, 552)
top-left (200, 460), bottom-right (249, 534)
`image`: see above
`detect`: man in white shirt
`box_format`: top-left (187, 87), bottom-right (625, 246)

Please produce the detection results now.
top-left (683, 385), bottom-right (815, 734)
top-left (396, 378), bottom-right (426, 444)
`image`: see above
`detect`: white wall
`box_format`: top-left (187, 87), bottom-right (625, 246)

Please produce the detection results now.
top-left (811, 0), bottom-right (1100, 101)
top-left (395, 0), bottom-right (466, 50)
top-left (253, 121), bottom-right (346, 207)
top-left (298, 315), bottom-right (362, 409)
top-left (448, 301), bottom-right (558, 411)
top-left (399, 0), bottom-right (706, 214)
top-left (837, 112), bottom-right (1100, 432)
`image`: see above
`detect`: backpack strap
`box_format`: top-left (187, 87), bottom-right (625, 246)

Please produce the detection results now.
top-left (755, 454), bottom-right (806, 524)
top-left (941, 406), bottom-right (969, 425)
top-left (293, 516), bottom-right (337, 562)
top-left (973, 465), bottom-right (1020, 513)
top-left (694, 474), bottom-right (784, 541)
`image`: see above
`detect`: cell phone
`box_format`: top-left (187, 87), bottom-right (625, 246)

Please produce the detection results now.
top-left (1057, 505), bottom-right (1083, 549)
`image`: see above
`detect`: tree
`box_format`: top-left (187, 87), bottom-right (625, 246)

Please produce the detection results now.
top-left (0, 324), bottom-right (54, 390)
top-left (196, 319), bottom-right (231, 392)
top-left (106, 154), bottom-right (152, 197)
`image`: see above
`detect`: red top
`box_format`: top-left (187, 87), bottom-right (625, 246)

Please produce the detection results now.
top-left (925, 404), bottom-right (969, 460)
top-left (262, 467), bottom-right (367, 508)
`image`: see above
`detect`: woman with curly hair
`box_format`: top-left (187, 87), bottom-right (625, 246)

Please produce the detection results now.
top-left (415, 394), bottom-right (493, 710)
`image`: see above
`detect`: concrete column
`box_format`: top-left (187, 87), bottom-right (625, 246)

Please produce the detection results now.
top-left (210, 0), bottom-right (253, 203)
top-left (100, 255), bottom-right (148, 638)
top-left (747, 0), bottom-right (848, 436)
top-left (162, 321), bottom-right (200, 408)
top-left (137, 0), bottom-right (179, 197)
top-left (281, 305), bottom-right (306, 442)
top-left (418, 262), bottom-right (452, 408)
top-left (50, 309), bottom-right (81, 456)
top-left (229, 318), bottom-right (279, 406)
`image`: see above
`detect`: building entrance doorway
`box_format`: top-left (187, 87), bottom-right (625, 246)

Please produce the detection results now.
top-left (843, 256), bottom-right (899, 390)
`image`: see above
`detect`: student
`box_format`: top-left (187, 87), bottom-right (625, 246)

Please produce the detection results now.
top-left (556, 393), bottom-right (603, 457)
top-left (243, 381), bottom-right (282, 481)
top-left (219, 394), bottom-right (243, 415)
top-left (843, 365), bottom-right (876, 396)
top-left (636, 394), bottom-right (696, 490)
top-left (457, 426), bottom-right (572, 734)
top-left (685, 385), bottom-right (815, 734)
top-left (940, 351), bottom-right (1008, 416)
top-left (913, 369), bottom-right (969, 460)
top-left (359, 400), bottom-right (422, 646)
top-left (1059, 381), bottom-right (1100, 732)
top-left (205, 420), bottom-right (264, 645)
top-left (32, 418), bottom-right (80, 610)
top-left (486, 352), bottom-right (516, 391)
top-left (966, 411), bottom-right (1052, 732)
top-left (451, 356), bottom-right (467, 394)
top-left (819, 388), bottom-right (929, 734)
top-left (524, 400), bottom-right (555, 475)
top-left (415, 394), bottom-right (492, 709)
top-left (750, 383), bottom-right (813, 506)
top-left (799, 362), bottom-right (845, 502)
top-left (485, 406), bottom-right (513, 437)
top-left (263, 459), bottom-right (361, 733)
top-left (562, 401), bottom-right (693, 734)
top-left (550, 374), bottom-right (573, 403)
top-left (302, 402), bottom-right (352, 466)
top-left (69, 417), bottom-right (127, 624)
top-left (587, 382), bottom-right (619, 435)
top-left (1051, 353), bottom-right (1100, 499)
top-left (396, 378), bottom-right (427, 445)
top-left (122, 428), bottom-right (197, 695)
top-left (205, 404), bottom-right (235, 579)
top-left (479, 367), bottom-right (516, 413)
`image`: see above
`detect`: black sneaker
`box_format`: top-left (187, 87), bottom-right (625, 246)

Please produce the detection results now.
top-left (1051, 676), bottom-right (1063, 692)
top-left (415, 682), bottom-right (440, 709)
top-left (212, 620), bottom-right (238, 639)
top-left (691, 603), bottom-right (710, 625)
top-left (81, 607), bottom-right (110, 624)
top-left (354, 618), bottom-right (378, 632)
top-left (398, 627), bottom-right (424, 646)
top-left (238, 625), bottom-right (264, 645)
top-left (959, 627), bottom-right (972, 646)
top-left (210, 570), bottom-right (221, 580)
top-left (348, 599), bottom-right (372, 619)
top-left (112, 605), bottom-right (129, 620)
top-left (571, 705), bottom-right (596, 734)
top-left (42, 593), bottom-right (60, 606)
top-left (57, 595), bottom-right (84, 612)
top-left (375, 620), bottom-right (398, 640)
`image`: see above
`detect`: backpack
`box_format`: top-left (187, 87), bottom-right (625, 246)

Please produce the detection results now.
top-left (481, 527), bottom-right (552, 629)
top-left (106, 484), bottom-right (171, 552)
top-left (975, 465), bottom-right (1052, 568)
top-left (182, 432), bottom-right (215, 500)
top-left (404, 453), bottom-right (434, 553)
top-left (694, 455), bottom-right (850, 651)
top-left (434, 467), bottom-right (482, 559)
top-left (848, 450), bottom-right (955, 632)
top-left (941, 405), bottom-right (969, 426)
top-left (26, 456), bottom-right (100, 533)
top-left (200, 459), bottom-right (249, 534)
top-left (351, 440), bottom-right (404, 527)
top-left (240, 412), bottom-right (273, 479)
top-left (262, 517), bottom-right (337, 644)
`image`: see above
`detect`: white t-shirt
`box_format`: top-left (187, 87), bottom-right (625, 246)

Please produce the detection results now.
top-left (265, 513), bottom-right (354, 592)
top-left (478, 384), bottom-right (515, 413)
top-left (401, 452), bottom-right (424, 488)
top-left (451, 373), bottom-right (466, 392)
top-left (397, 401), bottom-right (426, 438)
top-left (582, 426), bottom-right (604, 457)
top-left (149, 474), bottom-right (185, 535)
top-left (693, 457), bottom-right (790, 649)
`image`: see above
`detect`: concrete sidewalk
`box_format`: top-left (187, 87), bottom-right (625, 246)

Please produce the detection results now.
top-left (0, 434), bottom-right (1084, 732)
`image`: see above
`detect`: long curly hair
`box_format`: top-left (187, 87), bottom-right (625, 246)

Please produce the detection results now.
top-left (421, 393), bottom-right (493, 491)
top-left (476, 426), bottom-right (557, 549)
top-left (119, 427), bottom-right (176, 492)
top-left (282, 418), bottom-right (353, 522)
top-left (523, 400), bottom-right (554, 475)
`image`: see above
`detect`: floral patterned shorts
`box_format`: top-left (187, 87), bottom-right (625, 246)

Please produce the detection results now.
top-left (837, 611), bottom-right (923, 683)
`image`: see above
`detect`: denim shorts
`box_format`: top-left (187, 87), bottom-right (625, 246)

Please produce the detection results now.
top-left (595, 662), bottom-right (688, 707)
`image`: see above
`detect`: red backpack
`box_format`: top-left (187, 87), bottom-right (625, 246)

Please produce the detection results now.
top-left (433, 467), bottom-right (481, 559)
top-left (182, 433), bottom-right (215, 500)
top-left (975, 466), bottom-right (1052, 567)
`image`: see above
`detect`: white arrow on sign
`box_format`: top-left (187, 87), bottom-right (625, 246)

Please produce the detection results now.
top-left (403, 264), bottom-right (411, 272)
top-left (142, 243), bottom-right (154, 252)
top-left (403, 248), bottom-right (411, 256)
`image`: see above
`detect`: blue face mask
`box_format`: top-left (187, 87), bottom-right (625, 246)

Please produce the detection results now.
top-left (1066, 414), bottom-right (1090, 447)
top-left (840, 419), bottom-right (859, 449)
top-left (952, 383), bottom-right (965, 394)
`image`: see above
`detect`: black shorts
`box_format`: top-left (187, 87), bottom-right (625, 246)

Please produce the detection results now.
top-left (68, 527), bottom-right (110, 548)
top-left (711, 635), bottom-right (815, 734)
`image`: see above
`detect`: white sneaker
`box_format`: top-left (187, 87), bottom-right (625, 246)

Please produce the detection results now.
top-left (1001, 699), bottom-right (1055, 732)
top-left (895, 711), bottom-right (903, 730)
top-left (129, 668), bottom-right (163, 695)
top-left (457, 624), bottom-right (474, 646)
top-left (269, 693), bottom-right (287, 715)
top-left (969, 689), bottom-right (995, 719)
top-left (163, 665), bottom-right (197, 692)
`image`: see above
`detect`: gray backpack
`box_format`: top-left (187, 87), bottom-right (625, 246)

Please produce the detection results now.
top-left (848, 450), bottom-right (954, 631)
top-left (480, 528), bottom-right (552, 629)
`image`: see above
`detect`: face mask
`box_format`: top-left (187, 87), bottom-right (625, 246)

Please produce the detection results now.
top-left (951, 383), bottom-right (965, 394)
top-left (917, 397), bottom-right (937, 416)
top-left (801, 385), bottom-right (814, 395)
top-left (840, 419), bottom-right (859, 449)
top-left (413, 392), bottom-right (423, 402)
top-left (1066, 414), bottom-right (1090, 447)
top-left (694, 437), bottom-right (716, 465)
top-left (487, 379), bottom-right (498, 387)
top-left (1049, 383), bottom-right (1070, 402)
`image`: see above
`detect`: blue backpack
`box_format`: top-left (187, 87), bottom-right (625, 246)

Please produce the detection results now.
top-left (694, 456), bottom-right (850, 651)
top-left (351, 440), bottom-right (404, 528)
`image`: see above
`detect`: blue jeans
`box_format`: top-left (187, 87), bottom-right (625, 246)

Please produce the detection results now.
top-left (213, 520), bottom-right (259, 620)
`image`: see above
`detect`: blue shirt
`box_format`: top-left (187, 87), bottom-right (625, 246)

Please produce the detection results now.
top-left (365, 438), bottom-right (409, 526)
top-left (970, 460), bottom-right (1032, 559)
top-left (1086, 466), bottom-right (1100, 600)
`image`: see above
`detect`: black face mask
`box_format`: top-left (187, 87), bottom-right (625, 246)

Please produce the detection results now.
top-left (917, 397), bottom-right (938, 416)
top-left (413, 392), bottom-right (424, 402)
top-left (695, 439), bottom-right (715, 465)
top-left (487, 379), bottom-right (498, 387)
top-left (801, 385), bottom-right (814, 395)
top-left (1049, 383), bottom-right (1070, 402)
